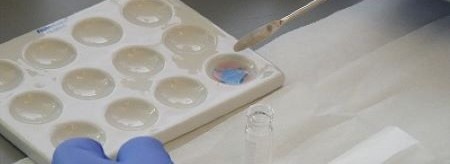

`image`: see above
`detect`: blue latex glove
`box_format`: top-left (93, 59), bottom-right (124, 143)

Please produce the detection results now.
top-left (52, 136), bottom-right (173, 164)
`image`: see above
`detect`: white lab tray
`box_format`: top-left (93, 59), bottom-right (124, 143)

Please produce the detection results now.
top-left (0, 0), bottom-right (284, 163)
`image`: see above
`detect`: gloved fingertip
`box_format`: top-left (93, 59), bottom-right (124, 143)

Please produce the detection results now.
top-left (57, 138), bottom-right (102, 151)
top-left (117, 136), bottom-right (173, 164)
top-left (52, 137), bottom-right (112, 164)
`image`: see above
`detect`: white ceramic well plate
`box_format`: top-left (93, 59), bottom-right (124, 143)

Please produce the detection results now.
top-left (0, 0), bottom-right (284, 163)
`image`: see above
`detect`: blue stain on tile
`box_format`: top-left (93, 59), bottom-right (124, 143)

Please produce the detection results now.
top-left (216, 68), bottom-right (248, 85)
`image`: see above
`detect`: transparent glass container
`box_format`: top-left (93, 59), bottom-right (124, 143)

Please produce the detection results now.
top-left (244, 104), bottom-right (274, 164)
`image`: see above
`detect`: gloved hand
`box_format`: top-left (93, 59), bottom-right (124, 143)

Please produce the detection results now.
top-left (52, 136), bottom-right (173, 164)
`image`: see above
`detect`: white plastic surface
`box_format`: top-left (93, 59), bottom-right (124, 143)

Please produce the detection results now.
top-left (0, 0), bottom-right (284, 163)
top-left (329, 127), bottom-right (418, 164)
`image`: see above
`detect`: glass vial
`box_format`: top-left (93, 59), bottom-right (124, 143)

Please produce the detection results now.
top-left (244, 104), bottom-right (274, 164)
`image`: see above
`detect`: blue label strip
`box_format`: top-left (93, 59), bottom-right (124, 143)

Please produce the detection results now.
top-left (36, 18), bottom-right (68, 34)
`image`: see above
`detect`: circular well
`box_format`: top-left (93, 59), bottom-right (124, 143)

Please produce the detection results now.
top-left (163, 25), bottom-right (217, 55)
top-left (10, 91), bottom-right (62, 124)
top-left (24, 38), bottom-right (77, 69)
top-left (0, 60), bottom-right (23, 92)
top-left (62, 68), bottom-right (115, 100)
top-left (72, 17), bottom-right (123, 47)
top-left (123, 0), bottom-right (173, 27)
top-left (206, 54), bottom-right (257, 85)
top-left (113, 46), bottom-right (165, 77)
top-left (155, 77), bottom-right (207, 108)
top-left (106, 98), bottom-right (159, 131)
top-left (51, 122), bottom-right (106, 146)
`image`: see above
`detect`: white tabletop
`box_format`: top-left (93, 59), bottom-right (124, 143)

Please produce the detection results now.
top-left (168, 0), bottom-right (450, 163)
